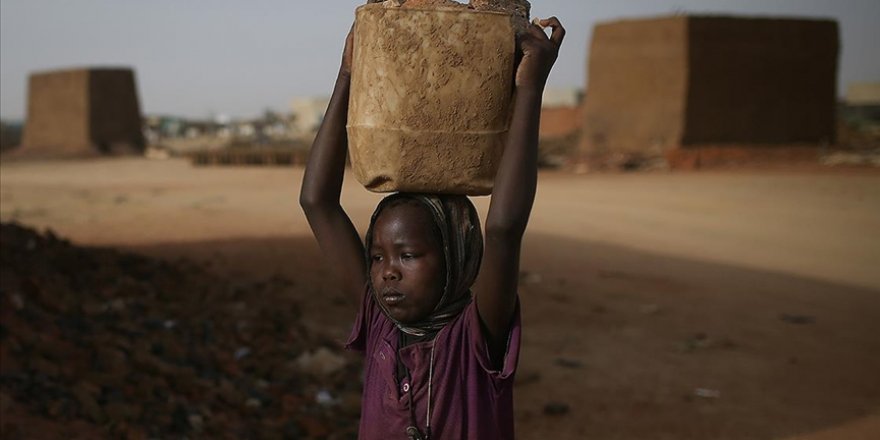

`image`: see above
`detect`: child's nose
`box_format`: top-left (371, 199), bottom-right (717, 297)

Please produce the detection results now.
top-left (382, 264), bottom-right (400, 281)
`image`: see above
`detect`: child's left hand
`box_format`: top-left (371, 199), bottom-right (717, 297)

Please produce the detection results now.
top-left (515, 17), bottom-right (565, 90)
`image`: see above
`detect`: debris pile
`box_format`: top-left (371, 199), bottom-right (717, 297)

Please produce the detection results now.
top-left (0, 223), bottom-right (360, 439)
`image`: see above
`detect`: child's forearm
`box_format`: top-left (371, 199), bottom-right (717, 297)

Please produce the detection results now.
top-left (485, 87), bottom-right (542, 237)
top-left (485, 18), bottom-right (564, 237)
top-left (300, 71), bottom-right (351, 209)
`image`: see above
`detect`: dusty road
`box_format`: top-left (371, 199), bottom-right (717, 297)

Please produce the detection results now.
top-left (2, 158), bottom-right (879, 439)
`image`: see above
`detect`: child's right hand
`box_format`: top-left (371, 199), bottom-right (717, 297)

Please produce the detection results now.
top-left (515, 17), bottom-right (565, 91)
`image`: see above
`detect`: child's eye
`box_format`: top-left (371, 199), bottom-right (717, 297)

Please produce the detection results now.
top-left (371, 254), bottom-right (383, 262)
top-left (401, 253), bottom-right (415, 260)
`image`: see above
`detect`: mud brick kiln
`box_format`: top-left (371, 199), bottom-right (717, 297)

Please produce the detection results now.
top-left (21, 67), bottom-right (145, 157)
top-left (580, 16), bottom-right (839, 168)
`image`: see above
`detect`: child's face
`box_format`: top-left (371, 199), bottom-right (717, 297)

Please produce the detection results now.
top-left (369, 203), bottom-right (446, 324)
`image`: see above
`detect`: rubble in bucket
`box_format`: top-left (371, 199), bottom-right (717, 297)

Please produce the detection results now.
top-left (348, 1), bottom-right (529, 195)
top-left (380, 0), bottom-right (531, 31)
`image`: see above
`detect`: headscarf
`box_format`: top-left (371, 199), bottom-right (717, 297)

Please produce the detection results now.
top-left (365, 193), bottom-right (483, 337)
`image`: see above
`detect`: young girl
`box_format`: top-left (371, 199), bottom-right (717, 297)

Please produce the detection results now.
top-left (300, 14), bottom-right (564, 440)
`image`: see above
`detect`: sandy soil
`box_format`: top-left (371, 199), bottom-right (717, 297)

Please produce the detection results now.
top-left (2, 158), bottom-right (879, 439)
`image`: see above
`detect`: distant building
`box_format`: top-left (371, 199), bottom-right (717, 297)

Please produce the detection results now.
top-left (580, 16), bottom-right (839, 168)
top-left (290, 97), bottom-right (330, 136)
top-left (540, 106), bottom-right (582, 140)
top-left (144, 115), bottom-right (186, 139)
top-left (845, 82), bottom-right (880, 106)
top-left (539, 87), bottom-right (582, 141)
top-left (21, 67), bottom-right (145, 157)
top-left (840, 82), bottom-right (880, 142)
top-left (542, 87), bottom-right (583, 109)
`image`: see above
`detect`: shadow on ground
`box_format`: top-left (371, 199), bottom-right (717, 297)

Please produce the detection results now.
top-left (126, 232), bottom-right (880, 440)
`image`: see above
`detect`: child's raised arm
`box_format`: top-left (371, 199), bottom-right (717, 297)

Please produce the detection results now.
top-left (300, 28), bottom-right (367, 303)
top-left (475, 18), bottom-right (565, 359)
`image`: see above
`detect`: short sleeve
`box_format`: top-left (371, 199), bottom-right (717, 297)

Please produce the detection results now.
top-left (468, 297), bottom-right (522, 382)
top-left (345, 285), bottom-right (378, 353)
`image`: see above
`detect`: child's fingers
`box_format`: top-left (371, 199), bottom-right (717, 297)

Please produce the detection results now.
top-left (525, 21), bottom-right (547, 41)
top-left (537, 16), bottom-right (561, 28)
top-left (538, 17), bottom-right (566, 47)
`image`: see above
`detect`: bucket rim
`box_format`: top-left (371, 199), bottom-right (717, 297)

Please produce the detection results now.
top-left (356, 3), bottom-right (513, 18)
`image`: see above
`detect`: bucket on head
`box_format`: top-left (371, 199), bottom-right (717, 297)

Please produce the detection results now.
top-left (348, 3), bottom-right (516, 196)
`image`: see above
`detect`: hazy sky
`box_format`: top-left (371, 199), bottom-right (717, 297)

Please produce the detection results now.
top-left (1, 0), bottom-right (878, 120)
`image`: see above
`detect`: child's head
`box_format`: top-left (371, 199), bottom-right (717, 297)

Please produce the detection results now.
top-left (365, 193), bottom-right (483, 336)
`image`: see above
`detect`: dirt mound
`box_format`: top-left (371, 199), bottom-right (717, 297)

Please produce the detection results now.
top-left (0, 223), bottom-right (360, 439)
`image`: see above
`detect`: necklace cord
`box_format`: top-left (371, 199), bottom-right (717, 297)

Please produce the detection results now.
top-left (403, 342), bottom-right (436, 440)
top-left (427, 342), bottom-right (434, 431)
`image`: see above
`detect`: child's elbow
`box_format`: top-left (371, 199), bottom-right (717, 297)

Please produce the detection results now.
top-left (485, 218), bottom-right (527, 241)
top-left (299, 188), bottom-right (340, 216)
top-left (298, 190), bottom-right (322, 212)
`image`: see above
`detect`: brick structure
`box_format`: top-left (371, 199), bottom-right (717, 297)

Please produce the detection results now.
top-left (580, 16), bottom-right (839, 168)
top-left (21, 67), bottom-right (145, 157)
top-left (540, 106), bottom-right (581, 139)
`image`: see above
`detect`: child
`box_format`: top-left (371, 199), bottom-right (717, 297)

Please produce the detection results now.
top-left (300, 14), bottom-right (564, 440)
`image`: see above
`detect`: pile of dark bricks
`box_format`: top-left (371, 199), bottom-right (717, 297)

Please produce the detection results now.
top-left (0, 222), bottom-right (360, 439)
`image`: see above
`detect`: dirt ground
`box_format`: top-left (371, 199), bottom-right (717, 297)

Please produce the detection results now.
top-left (1, 158), bottom-right (879, 439)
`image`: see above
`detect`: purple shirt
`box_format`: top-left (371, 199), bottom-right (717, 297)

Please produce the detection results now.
top-left (346, 288), bottom-right (521, 439)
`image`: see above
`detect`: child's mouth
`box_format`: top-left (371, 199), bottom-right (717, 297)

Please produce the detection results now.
top-left (381, 289), bottom-right (405, 306)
